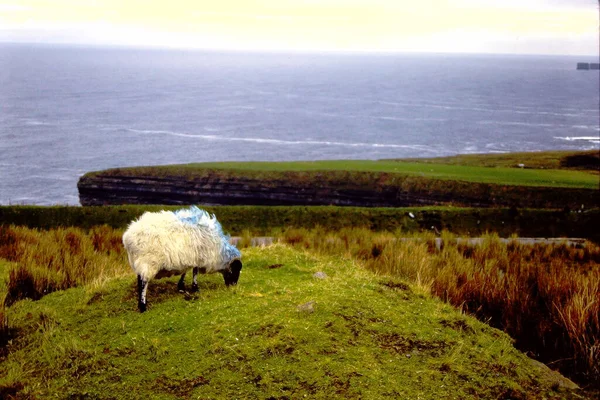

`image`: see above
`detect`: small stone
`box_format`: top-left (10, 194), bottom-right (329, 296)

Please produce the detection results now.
top-left (297, 301), bottom-right (315, 313)
top-left (313, 271), bottom-right (328, 279)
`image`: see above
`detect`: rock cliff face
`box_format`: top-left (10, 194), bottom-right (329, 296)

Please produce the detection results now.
top-left (78, 173), bottom-right (444, 207)
top-left (77, 170), bottom-right (599, 209)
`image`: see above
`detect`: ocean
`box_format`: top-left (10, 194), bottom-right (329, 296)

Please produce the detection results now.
top-left (0, 43), bottom-right (598, 205)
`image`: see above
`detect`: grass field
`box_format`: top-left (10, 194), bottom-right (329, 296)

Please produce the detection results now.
top-left (1, 225), bottom-right (598, 396)
top-left (99, 158), bottom-right (599, 189)
top-left (0, 244), bottom-right (585, 399)
top-left (280, 228), bottom-right (600, 388)
top-left (3, 150), bottom-right (599, 397)
top-left (390, 149), bottom-right (600, 170)
top-left (78, 151), bottom-right (599, 209)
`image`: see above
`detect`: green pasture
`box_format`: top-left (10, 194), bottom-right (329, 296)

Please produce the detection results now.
top-left (111, 159), bottom-right (599, 189)
top-left (0, 245), bottom-right (580, 399)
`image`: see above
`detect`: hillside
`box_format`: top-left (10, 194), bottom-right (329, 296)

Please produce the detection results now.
top-left (77, 151), bottom-right (599, 208)
top-left (0, 245), bottom-right (582, 399)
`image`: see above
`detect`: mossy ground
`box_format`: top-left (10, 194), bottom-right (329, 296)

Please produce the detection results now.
top-left (0, 245), bottom-right (582, 399)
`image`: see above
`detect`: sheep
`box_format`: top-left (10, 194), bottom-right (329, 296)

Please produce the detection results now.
top-left (122, 206), bottom-right (242, 312)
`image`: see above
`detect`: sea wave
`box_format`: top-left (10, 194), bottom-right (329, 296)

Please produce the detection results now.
top-left (554, 136), bottom-right (600, 144)
top-left (479, 121), bottom-right (600, 130)
top-left (478, 121), bottom-right (556, 128)
top-left (287, 93), bottom-right (597, 117)
top-left (572, 125), bottom-right (600, 131)
top-left (377, 100), bottom-right (585, 118)
top-left (126, 128), bottom-right (435, 151)
top-left (23, 119), bottom-right (55, 126)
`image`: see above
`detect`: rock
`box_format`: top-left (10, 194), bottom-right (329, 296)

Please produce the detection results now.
top-left (77, 169), bottom-right (599, 209)
top-left (297, 301), bottom-right (315, 313)
top-left (313, 272), bottom-right (328, 279)
top-left (576, 62), bottom-right (590, 70)
top-left (527, 359), bottom-right (579, 391)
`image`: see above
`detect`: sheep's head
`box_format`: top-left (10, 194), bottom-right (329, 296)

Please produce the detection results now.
top-left (222, 259), bottom-right (242, 286)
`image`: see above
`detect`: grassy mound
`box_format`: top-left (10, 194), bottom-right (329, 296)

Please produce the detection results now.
top-left (0, 245), bottom-right (582, 399)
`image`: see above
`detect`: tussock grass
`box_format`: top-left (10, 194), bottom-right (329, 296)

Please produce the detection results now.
top-left (0, 225), bottom-right (129, 305)
top-left (0, 291), bottom-right (8, 352)
top-left (1, 224), bottom-right (598, 390)
top-left (280, 228), bottom-right (600, 387)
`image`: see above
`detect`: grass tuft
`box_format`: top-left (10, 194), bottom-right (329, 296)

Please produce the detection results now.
top-left (281, 228), bottom-right (600, 387)
top-left (0, 226), bottom-right (129, 305)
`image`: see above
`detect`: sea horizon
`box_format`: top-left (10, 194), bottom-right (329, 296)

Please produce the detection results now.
top-left (1, 43), bottom-right (598, 205)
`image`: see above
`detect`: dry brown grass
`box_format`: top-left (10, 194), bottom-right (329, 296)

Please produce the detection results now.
top-left (281, 227), bottom-right (600, 387)
top-left (0, 291), bottom-right (9, 353)
top-left (1, 224), bottom-right (598, 387)
top-left (0, 225), bottom-right (129, 306)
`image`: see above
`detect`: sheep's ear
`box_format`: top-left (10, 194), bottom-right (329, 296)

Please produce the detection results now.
top-left (230, 259), bottom-right (242, 273)
top-left (223, 259), bottom-right (242, 286)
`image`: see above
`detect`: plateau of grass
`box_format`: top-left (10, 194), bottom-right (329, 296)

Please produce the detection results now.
top-left (98, 158), bottom-right (599, 189)
top-left (0, 245), bottom-right (583, 399)
top-left (390, 149), bottom-right (600, 171)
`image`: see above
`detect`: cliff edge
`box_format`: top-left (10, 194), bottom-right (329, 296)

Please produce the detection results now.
top-left (77, 167), bottom-right (599, 209)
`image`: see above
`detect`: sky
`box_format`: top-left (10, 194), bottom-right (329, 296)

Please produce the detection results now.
top-left (0, 0), bottom-right (598, 55)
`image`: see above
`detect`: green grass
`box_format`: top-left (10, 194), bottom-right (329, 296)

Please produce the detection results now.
top-left (0, 245), bottom-right (583, 399)
top-left (281, 228), bottom-right (600, 387)
top-left (104, 158), bottom-right (599, 189)
top-left (80, 153), bottom-right (598, 209)
top-left (390, 149), bottom-right (600, 171)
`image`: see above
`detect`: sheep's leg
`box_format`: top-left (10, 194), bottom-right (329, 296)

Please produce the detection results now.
top-left (137, 274), bottom-right (148, 313)
top-left (177, 272), bottom-right (186, 292)
top-left (191, 267), bottom-right (199, 293)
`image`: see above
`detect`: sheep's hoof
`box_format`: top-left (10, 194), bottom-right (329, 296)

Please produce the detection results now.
top-left (191, 283), bottom-right (199, 293)
top-left (177, 282), bottom-right (185, 292)
top-left (138, 302), bottom-right (147, 313)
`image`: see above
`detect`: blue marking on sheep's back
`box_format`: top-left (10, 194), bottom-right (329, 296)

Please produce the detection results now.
top-left (174, 206), bottom-right (213, 226)
top-left (175, 206), bottom-right (241, 261)
top-left (222, 241), bottom-right (242, 262)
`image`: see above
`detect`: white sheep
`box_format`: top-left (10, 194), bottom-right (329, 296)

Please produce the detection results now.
top-left (122, 206), bottom-right (242, 312)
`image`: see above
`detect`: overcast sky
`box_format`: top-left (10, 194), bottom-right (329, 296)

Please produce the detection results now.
top-left (0, 0), bottom-right (598, 55)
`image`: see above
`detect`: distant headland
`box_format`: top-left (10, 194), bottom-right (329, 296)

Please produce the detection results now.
top-left (576, 62), bottom-right (600, 70)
